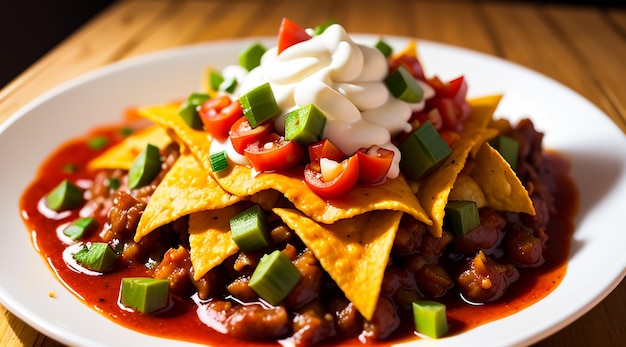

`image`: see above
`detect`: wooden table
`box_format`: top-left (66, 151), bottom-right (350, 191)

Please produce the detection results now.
top-left (1, 0), bottom-right (625, 346)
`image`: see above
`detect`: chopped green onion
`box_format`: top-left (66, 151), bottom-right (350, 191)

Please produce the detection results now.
top-left (120, 277), bottom-right (170, 314)
top-left (63, 217), bottom-right (97, 241)
top-left (209, 151), bottom-right (229, 173)
top-left (239, 82), bottom-right (280, 128)
top-left (239, 42), bottom-right (267, 71)
top-left (128, 143), bottom-right (162, 189)
top-left (284, 104), bottom-right (327, 145)
top-left (374, 39), bottom-right (393, 58)
top-left (249, 250), bottom-right (302, 305)
top-left (221, 77), bottom-right (238, 94)
top-left (178, 92), bottom-right (210, 130)
top-left (73, 242), bottom-right (118, 272)
top-left (313, 18), bottom-right (336, 35)
top-left (412, 300), bottom-right (449, 338)
top-left (62, 163), bottom-right (77, 174)
top-left (87, 136), bottom-right (109, 150)
top-left (445, 200), bottom-right (480, 237)
top-left (230, 205), bottom-right (270, 252)
top-left (119, 127), bottom-right (134, 137)
top-left (399, 121), bottom-right (452, 180)
top-left (385, 66), bottom-right (424, 103)
top-left (107, 177), bottom-right (121, 190)
top-left (489, 134), bottom-right (520, 172)
top-left (45, 179), bottom-right (84, 211)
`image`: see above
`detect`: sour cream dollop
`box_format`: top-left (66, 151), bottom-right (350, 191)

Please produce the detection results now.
top-left (230, 23), bottom-right (434, 179)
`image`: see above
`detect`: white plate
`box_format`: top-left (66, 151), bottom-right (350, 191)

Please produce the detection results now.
top-left (1, 35), bottom-right (625, 347)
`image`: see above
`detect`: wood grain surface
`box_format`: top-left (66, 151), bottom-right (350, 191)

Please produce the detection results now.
top-left (1, 0), bottom-right (625, 346)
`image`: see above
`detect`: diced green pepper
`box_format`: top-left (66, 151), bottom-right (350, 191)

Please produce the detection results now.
top-left (239, 82), bottom-right (280, 128)
top-left (284, 104), bottom-right (327, 145)
top-left (209, 151), bottom-right (229, 173)
top-left (221, 77), bottom-right (238, 94)
top-left (239, 42), bottom-right (267, 71)
top-left (385, 66), bottom-right (424, 103)
top-left (489, 134), bottom-right (520, 171)
top-left (63, 217), bottom-right (97, 241)
top-left (230, 205), bottom-right (269, 252)
top-left (445, 200), bottom-right (480, 237)
top-left (45, 179), bottom-right (84, 212)
top-left (374, 39), bottom-right (393, 58)
top-left (120, 277), bottom-right (170, 314)
top-left (73, 242), bottom-right (118, 272)
top-left (313, 18), bottom-right (336, 35)
top-left (249, 250), bottom-right (302, 305)
top-left (128, 143), bottom-right (162, 189)
top-left (412, 300), bottom-right (449, 338)
top-left (178, 92), bottom-right (210, 130)
top-left (399, 121), bottom-right (452, 180)
top-left (208, 69), bottom-right (225, 92)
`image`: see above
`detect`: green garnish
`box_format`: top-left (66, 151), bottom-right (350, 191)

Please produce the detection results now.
top-left (208, 69), bottom-right (225, 92)
top-left (119, 127), bottom-right (134, 137)
top-left (209, 151), bottom-right (229, 173)
top-left (239, 82), bottom-right (280, 128)
top-left (230, 205), bottom-right (270, 252)
top-left (107, 177), bottom-right (121, 190)
top-left (489, 134), bottom-right (520, 171)
top-left (385, 66), bottom-right (424, 103)
top-left (399, 121), bottom-right (452, 180)
top-left (412, 300), bottom-right (449, 338)
top-left (45, 179), bottom-right (84, 211)
top-left (239, 42), bottom-right (267, 71)
top-left (120, 277), bottom-right (170, 314)
top-left (221, 77), bottom-right (238, 94)
top-left (249, 250), bottom-right (302, 305)
top-left (128, 143), bottom-right (162, 190)
top-left (284, 104), bottom-right (327, 145)
top-left (313, 18), bottom-right (336, 35)
top-left (87, 136), bottom-right (108, 150)
top-left (445, 200), bottom-right (480, 237)
top-left (374, 39), bottom-right (393, 58)
top-left (62, 163), bottom-right (77, 174)
top-left (63, 217), bottom-right (97, 241)
top-left (73, 242), bottom-right (118, 272)
top-left (178, 92), bottom-right (210, 130)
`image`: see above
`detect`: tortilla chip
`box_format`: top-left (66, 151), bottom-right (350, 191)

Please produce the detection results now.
top-left (138, 104), bottom-right (431, 226)
top-left (188, 205), bottom-right (243, 281)
top-left (417, 129), bottom-right (489, 237)
top-left (88, 126), bottom-right (172, 170)
top-left (273, 208), bottom-right (402, 321)
top-left (134, 153), bottom-right (242, 242)
top-left (138, 104), bottom-right (213, 171)
top-left (470, 143), bottom-right (535, 214)
top-left (449, 172), bottom-right (487, 208)
top-left (464, 94), bottom-right (503, 132)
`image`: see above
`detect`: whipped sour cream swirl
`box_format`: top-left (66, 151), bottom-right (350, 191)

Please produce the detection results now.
top-left (225, 23), bottom-right (434, 179)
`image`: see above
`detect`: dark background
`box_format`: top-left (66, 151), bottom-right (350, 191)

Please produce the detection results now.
top-left (0, 0), bottom-right (624, 89)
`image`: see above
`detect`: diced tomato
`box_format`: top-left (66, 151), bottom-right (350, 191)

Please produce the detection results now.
top-left (389, 54), bottom-right (425, 81)
top-left (277, 18), bottom-right (311, 55)
top-left (307, 139), bottom-right (347, 171)
top-left (303, 154), bottom-right (359, 198)
top-left (439, 129), bottom-right (460, 148)
top-left (244, 133), bottom-right (304, 172)
top-left (356, 146), bottom-right (394, 184)
top-left (198, 96), bottom-right (244, 141)
top-left (229, 116), bottom-right (273, 154)
top-left (428, 76), bottom-right (466, 100)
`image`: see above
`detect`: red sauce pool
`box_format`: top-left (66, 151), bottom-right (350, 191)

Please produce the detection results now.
top-left (19, 123), bottom-right (578, 346)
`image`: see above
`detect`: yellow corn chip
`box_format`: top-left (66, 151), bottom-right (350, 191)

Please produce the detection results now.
top-left (88, 125), bottom-right (172, 171)
top-left (273, 208), bottom-right (402, 321)
top-left (188, 205), bottom-right (243, 281)
top-left (418, 129), bottom-right (487, 237)
top-left (470, 143), bottom-right (535, 214)
top-left (138, 104), bottom-right (431, 226)
top-left (464, 94), bottom-right (503, 132)
top-left (449, 172), bottom-right (487, 208)
top-left (134, 153), bottom-right (241, 242)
